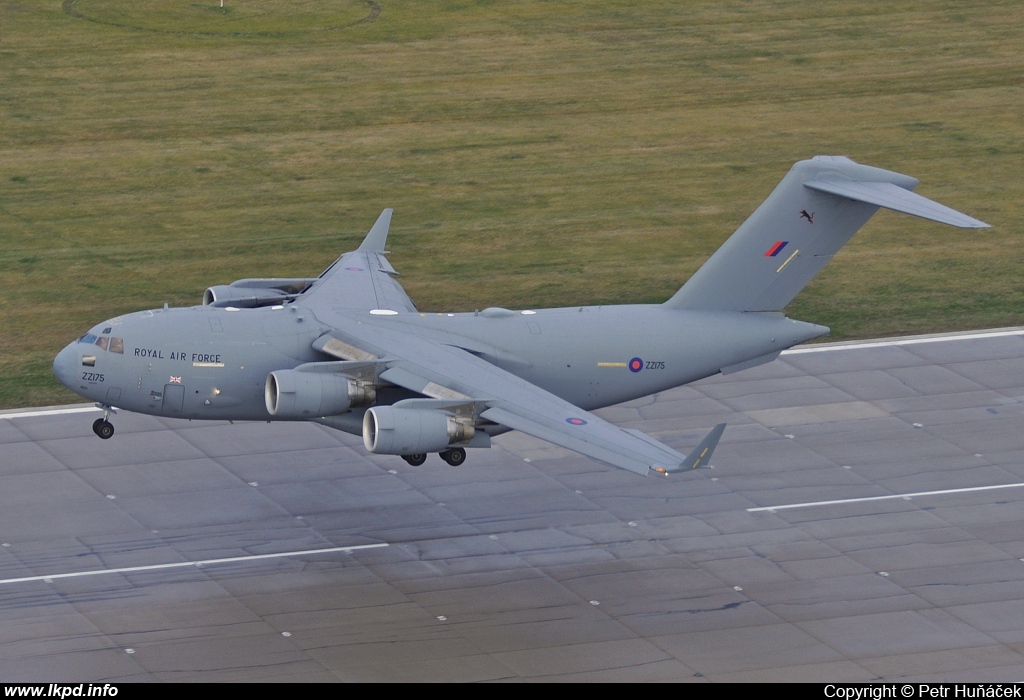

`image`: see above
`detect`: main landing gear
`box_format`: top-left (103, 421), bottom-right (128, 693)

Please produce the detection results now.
top-left (400, 447), bottom-right (467, 467)
top-left (92, 405), bottom-right (116, 439)
top-left (440, 447), bottom-right (467, 466)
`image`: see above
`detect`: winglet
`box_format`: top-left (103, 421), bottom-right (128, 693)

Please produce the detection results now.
top-left (356, 209), bottom-right (394, 253)
top-left (652, 423), bottom-right (726, 476)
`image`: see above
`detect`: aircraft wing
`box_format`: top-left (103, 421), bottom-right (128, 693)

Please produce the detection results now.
top-left (317, 318), bottom-right (723, 476)
top-left (300, 210), bottom-right (418, 312)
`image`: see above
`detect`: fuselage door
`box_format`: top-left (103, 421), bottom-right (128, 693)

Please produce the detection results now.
top-left (162, 384), bottom-right (185, 414)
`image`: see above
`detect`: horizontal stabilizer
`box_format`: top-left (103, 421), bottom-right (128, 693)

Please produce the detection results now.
top-left (805, 179), bottom-right (989, 228)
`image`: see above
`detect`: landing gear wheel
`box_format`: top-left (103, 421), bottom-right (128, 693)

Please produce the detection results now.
top-left (440, 447), bottom-right (467, 466)
top-left (92, 418), bottom-right (114, 439)
top-left (402, 454), bottom-right (427, 466)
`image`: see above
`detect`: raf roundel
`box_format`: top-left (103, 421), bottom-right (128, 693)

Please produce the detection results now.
top-left (629, 357), bottom-right (643, 373)
top-left (344, 267), bottom-right (364, 272)
top-left (566, 417), bottom-right (588, 426)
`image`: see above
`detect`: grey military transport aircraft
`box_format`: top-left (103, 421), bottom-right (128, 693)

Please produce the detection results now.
top-left (53, 156), bottom-right (988, 476)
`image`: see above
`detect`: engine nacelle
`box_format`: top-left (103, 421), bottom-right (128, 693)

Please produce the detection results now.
top-left (363, 406), bottom-right (475, 455)
top-left (203, 278), bottom-right (315, 308)
top-left (265, 369), bottom-right (357, 418)
top-left (203, 285), bottom-right (293, 308)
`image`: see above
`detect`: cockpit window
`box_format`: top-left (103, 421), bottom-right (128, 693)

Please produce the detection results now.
top-left (78, 334), bottom-right (124, 353)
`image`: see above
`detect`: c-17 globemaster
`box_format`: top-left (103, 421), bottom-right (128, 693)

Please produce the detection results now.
top-left (54, 156), bottom-right (988, 476)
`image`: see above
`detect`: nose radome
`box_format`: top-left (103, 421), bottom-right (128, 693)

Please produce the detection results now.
top-left (53, 344), bottom-right (78, 390)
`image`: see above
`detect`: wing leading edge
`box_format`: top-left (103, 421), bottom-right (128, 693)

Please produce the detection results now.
top-left (315, 317), bottom-right (724, 476)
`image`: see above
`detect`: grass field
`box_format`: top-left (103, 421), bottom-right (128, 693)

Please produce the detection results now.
top-left (2, 0), bottom-right (1022, 408)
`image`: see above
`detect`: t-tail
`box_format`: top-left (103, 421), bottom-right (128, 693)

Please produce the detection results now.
top-left (665, 156), bottom-right (989, 313)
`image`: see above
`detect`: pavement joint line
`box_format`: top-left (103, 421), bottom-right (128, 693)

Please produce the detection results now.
top-left (0, 543), bottom-right (389, 586)
top-left (747, 482), bottom-right (1024, 512)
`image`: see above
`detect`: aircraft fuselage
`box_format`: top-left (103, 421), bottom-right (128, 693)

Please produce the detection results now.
top-left (53, 302), bottom-right (826, 432)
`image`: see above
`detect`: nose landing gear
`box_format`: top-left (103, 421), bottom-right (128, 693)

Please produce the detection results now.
top-left (92, 418), bottom-right (114, 439)
top-left (92, 404), bottom-right (116, 439)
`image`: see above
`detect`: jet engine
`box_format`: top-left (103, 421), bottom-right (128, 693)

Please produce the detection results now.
top-left (266, 369), bottom-right (375, 418)
top-left (203, 286), bottom-right (292, 308)
top-left (203, 278), bottom-right (315, 308)
top-left (362, 406), bottom-right (475, 455)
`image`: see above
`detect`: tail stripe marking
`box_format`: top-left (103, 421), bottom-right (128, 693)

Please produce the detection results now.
top-left (776, 248), bottom-right (800, 273)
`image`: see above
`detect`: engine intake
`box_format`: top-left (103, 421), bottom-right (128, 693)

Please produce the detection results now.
top-left (363, 406), bottom-right (475, 455)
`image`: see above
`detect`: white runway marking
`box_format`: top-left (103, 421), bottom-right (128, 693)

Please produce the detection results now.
top-left (747, 482), bottom-right (1024, 512)
top-left (0, 543), bottom-right (389, 586)
top-left (0, 406), bottom-right (101, 420)
top-left (783, 328), bottom-right (1024, 354)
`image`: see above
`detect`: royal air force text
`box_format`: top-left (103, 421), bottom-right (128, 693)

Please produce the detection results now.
top-left (134, 348), bottom-right (221, 364)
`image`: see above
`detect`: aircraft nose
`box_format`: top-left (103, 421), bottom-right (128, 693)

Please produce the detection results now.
top-left (53, 343), bottom-right (78, 390)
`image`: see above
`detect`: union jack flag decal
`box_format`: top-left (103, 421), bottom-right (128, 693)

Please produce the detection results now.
top-left (169, 376), bottom-right (182, 384)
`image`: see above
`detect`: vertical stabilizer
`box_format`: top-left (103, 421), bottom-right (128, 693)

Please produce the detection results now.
top-left (664, 156), bottom-right (987, 313)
